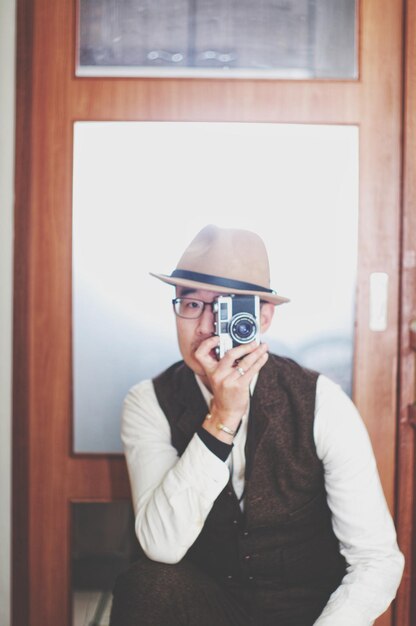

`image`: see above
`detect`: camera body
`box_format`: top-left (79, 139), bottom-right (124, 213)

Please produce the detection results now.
top-left (213, 295), bottom-right (260, 359)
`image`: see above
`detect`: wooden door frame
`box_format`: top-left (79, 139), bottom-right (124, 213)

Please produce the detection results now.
top-left (13, 0), bottom-right (406, 624)
top-left (395, 0), bottom-right (416, 624)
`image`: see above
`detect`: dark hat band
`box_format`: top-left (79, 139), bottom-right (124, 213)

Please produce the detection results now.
top-left (171, 269), bottom-right (275, 294)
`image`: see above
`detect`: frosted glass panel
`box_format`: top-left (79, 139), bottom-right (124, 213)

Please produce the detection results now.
top-left (72, 122), bottom-right (358, 452)
top-left (77, 0), bottom-right (357, 78)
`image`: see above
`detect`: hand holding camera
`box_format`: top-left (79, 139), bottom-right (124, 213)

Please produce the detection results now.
top-left (195, 295), bottom-right (268, 443)
top-left (197, 337), bottom-right (268, 442)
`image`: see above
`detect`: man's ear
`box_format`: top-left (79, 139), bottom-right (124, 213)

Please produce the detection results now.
top-left (260, 302), bottom-right (275, 334)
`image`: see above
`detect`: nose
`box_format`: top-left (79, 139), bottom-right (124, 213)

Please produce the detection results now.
top-left (196, 304), bottom-right (215, 336)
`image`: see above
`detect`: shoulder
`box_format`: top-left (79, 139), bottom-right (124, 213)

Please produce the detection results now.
top-left (152, 359), bottom-right (193, 403)
top-left (122, 376), bottom-right (173, 444)
top-left (124, 378), bottom-right (155, 407)
top-left (267, 353), bottom-right (320, 389)
top-left (254, 353), bottom-right (319, 422)
top-left (152, 359), bottom-right (187, 387)
top-left (123, 360), bottom-right (188, 411)
top-left (314, 374), bottom-right (373, 462)
top-left (267, 352), bottom-right (318, 373)
top-left (315, 373), bottom-right (359, 419)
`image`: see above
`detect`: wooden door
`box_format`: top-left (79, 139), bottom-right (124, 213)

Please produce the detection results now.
top-left (13, 1), bottom-right (405, 624)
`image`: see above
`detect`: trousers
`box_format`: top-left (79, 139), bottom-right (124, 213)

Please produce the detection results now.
top-left (109, 557), bottom-right (322, 626)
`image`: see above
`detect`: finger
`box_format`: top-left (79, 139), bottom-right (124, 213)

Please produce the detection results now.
top-left (235, 349), bottom-right (269, 381)
top-left (221, 339), bottom-right (261, 366)
top-left (196, 335), bottom-right (220, 356)
top-left (234, 352), bottom-right (269, 387)
top-left (194, 336), bottom-right (220, 371)
top-left (238, 342), bottom-right (269, 371)
top-left (213, 340), bottom-right (261, 380)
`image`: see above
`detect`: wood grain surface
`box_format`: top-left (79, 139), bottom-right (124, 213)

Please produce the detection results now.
top-left (395, 0), bottom-right (416, 624)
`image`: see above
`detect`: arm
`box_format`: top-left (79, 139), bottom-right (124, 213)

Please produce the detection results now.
top-left (313, 376), bottom-right (404, 625)
top-left (122, 339), bottom-right (268, 564)
top-left (122, 379), bottom-right (230, 564)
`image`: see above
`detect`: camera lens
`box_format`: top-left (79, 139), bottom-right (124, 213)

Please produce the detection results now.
top-left (230, 313), bottom-right (257, 344)
top-left (235, 320), bottom-right (253, 338)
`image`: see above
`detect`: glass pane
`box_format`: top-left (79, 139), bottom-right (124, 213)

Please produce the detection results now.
top-left (77, 0), bottom-right (357, 79)
top-left (72, 121), bottom-right (358, 452)
top-left (71, 501), bottom-right (138, 626)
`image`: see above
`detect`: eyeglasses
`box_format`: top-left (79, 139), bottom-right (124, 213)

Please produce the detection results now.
top-left (172, 297), bottom-right (215, 319)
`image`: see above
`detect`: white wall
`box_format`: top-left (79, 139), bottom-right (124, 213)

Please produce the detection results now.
top-left (0, 0), bottom-right (15, 622)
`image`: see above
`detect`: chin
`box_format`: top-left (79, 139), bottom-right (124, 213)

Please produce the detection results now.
top-left (191, 364), bottom-right (207, 378)
top-left (183, 356), bottom-right (206, 378)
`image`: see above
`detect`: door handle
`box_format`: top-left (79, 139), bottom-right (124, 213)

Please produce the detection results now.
top-left (408, 320), bottom-right (416, 428)
top-left (410, 320), bottom-right (416, 351)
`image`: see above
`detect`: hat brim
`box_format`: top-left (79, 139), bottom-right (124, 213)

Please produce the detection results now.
top-left (150, 272), bottom-right (290, 306)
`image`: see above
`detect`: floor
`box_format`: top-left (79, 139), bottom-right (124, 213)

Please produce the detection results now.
top-left (73, 591), bottom-right (113, 626)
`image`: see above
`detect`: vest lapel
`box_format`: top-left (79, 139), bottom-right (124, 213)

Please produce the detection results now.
top-left (245, 356), bottom-right (286, 482)
top-left (174, 365), bottom-right (209, 450)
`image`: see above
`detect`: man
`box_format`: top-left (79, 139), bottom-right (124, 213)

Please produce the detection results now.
top-left (110, 225), bottom-right (404, 626)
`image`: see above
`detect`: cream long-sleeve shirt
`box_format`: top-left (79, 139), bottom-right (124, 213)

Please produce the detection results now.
top-left (121, 372), bottom-right (404, 626)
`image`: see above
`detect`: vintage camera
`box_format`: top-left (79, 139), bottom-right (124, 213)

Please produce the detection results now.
top-left (213, 295), bottom-right (260, 359)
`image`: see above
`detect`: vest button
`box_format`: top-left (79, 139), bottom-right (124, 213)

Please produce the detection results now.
top-left (232, 519), bottom-right (238, 525)
top-left (244, 554), bottom-right (251, 560)
top-left (248, 576), bottom-right (255, 581)
top-left (227, 574), bottom-right (233, 580)
top-left (243, 531), bottom-right (249, 537)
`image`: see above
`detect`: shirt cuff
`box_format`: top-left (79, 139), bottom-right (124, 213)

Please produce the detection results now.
top-left (197, 426), bottom-right (233, 461)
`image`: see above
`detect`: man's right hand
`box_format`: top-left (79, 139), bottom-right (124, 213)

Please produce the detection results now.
top-left (195, 337), bottom-right (269, 442)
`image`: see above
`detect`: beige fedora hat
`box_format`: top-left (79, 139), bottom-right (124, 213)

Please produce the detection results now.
top-left (150, 224), bottom-right (289, 306)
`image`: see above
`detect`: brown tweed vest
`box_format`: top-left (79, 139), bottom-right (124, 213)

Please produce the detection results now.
top-left (153, 354), bottom-right (346, 619)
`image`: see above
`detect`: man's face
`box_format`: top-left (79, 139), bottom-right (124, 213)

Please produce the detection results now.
top-left (174, 287), bottom-right (221, 379)
top-left (173, 286), bottom-right (275, 382)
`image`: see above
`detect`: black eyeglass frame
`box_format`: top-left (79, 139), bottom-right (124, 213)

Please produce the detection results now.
top-left (172, 296), bottom-right (267, 319)
top-left (171, 297), bottom-right (216, 319)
